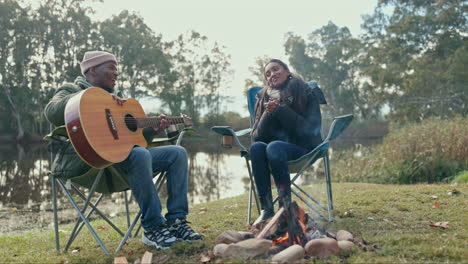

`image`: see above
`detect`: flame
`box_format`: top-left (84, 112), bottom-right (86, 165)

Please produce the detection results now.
top-left (272, 206), bottom-right (308, 246)
top-left (272, 232), bottom-right (289, 245)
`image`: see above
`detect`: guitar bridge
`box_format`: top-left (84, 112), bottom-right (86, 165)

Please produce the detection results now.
top-left (105, 108), bottom-right (119, 140)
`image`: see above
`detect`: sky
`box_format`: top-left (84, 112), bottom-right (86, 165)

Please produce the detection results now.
top-left (91, 0), bottom-right (379, 98)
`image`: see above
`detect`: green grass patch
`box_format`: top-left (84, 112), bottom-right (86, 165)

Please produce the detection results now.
top-left (333, 117), bottom-right (468, 184)
top-left (0, 183), bottom-right (466, 263)
top-left (452, 171), bottom-right (468, 183)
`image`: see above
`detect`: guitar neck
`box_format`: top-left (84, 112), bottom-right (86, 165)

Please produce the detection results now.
top-left (136, 116), bottom-right (185, 129)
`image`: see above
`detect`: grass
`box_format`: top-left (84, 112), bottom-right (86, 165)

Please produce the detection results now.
top-left (452, 171), bottom-right (468, 183)
top-left (333, 117), bottom-right (468, 184)
top-left (1, 182), bottom-right (467, 263)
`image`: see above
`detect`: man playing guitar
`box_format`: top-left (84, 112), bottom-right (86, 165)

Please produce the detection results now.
top-left (44, 51), bottom-right (202, 249)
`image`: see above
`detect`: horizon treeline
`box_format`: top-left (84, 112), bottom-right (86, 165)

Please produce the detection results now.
top-left (246, 0), bottom-right (467, 122)
top-left (1, 0), bottom-right (466, 141)
top-left (0, 0), bottom-right (231, 140)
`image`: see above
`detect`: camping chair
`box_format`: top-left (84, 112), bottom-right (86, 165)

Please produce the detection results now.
top-left (211, 84), bottom-right (353, 223)
top-left (44, 125), bottom-right (193, 255)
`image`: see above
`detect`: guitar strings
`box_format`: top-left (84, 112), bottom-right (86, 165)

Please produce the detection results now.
top-left (119, 117), bottom-right (184, 127)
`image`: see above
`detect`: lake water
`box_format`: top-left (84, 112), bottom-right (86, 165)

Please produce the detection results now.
top-left (0, 135), bottom-right (379, 234)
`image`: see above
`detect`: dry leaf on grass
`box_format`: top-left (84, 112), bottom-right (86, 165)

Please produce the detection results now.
top-left (343, 209), bottom-right (354, 217)
top-left (200, 251), bottom-right (214, 263)
top-left (432, 201), bottom-right (440, 208)
top-left (430, 222), bottom-right (449, 229)
top-left (447, 189), bottom-right (460, 195)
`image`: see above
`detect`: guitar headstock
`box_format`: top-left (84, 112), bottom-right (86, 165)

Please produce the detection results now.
top-left (181, 114), bottom-right (194, 128)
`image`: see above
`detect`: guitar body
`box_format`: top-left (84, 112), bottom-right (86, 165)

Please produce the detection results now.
top-left (65, 87), bottom-right (148, 169)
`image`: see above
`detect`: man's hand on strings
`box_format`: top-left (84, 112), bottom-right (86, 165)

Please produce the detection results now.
top-left (154, 114), bottom-right (170, 133)
top-left (112, 95), bottom-right (127, 106)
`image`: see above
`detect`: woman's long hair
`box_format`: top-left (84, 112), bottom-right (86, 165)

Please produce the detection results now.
top-left (264, 59), bottom-right (309, 114)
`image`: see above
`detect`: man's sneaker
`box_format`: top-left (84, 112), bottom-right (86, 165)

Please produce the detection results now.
top-left (168, 218), bottom-right (203, 241)
top-left (142, 224), bottom-right (180, 249)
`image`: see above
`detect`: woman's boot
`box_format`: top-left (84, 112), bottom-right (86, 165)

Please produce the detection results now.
top-left (253, 192), bottom-right (274, 225)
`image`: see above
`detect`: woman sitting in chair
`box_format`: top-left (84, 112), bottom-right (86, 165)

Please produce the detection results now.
top-left (251, 59), bottom-right (326, 223)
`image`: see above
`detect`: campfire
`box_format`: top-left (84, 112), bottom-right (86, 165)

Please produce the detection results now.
top-left (257, 202), bottom-right (321, 247)
top-left (211, 201), bottom-right (371, 263)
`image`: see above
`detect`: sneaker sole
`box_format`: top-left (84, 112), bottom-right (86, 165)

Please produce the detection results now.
top-left (141, 235), bottom-right (170, 250)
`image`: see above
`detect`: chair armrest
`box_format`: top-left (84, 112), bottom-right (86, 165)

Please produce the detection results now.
top-left (43, 125), bottom-right (69, 143)
top-left (211, 126), bottom-right (251, 152)
top-left (176, 128), bottom-right (195, 146)
top-left (211, 126), bottom-right (251, 137)
top-left (148, 127), bottom-right (196, 148)
top-left (235, 128), bottom-right (252, 137)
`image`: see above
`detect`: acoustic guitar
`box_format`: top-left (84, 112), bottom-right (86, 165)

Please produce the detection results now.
top-left (64, 87), bottom-right (193, 169)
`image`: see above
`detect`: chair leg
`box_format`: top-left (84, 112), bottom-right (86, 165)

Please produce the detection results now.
top-left (124, 191), bottom-right (131, 228)
top-left (56, 175), bottom-right (110, 255)
top-left (51, 174), bottom-right (60, 251)
top-left (245, 157), bottom-right (260, 224)
top-left (247, 180), bottom-right (253, 225)
top-left (323, 151), bottom-right (333, 221)
top-left (67, 191), bottom-right (126, 244)
top-left (291, 188), bottom-right (328, 221)
top-left (64, 172), bottom-right (104, 251)
top-left (116, 210), bottom-right (142, 253)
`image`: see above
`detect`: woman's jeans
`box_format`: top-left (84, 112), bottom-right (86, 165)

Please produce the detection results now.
top-left (250, 141), bottom-right (309, 199)
top-left (114, 145), bottom-right (188, 232)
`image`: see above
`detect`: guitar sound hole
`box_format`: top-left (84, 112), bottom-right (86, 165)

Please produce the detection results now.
top-left (125, 114), bottom-right (138, 132)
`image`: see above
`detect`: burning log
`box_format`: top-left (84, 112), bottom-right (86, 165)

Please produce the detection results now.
top-left (269, 202), bottom-right (308, 247)
top-left (256, 207), bottom-right (285, 239)
top-left (284, 202), bottom-right (308, 246)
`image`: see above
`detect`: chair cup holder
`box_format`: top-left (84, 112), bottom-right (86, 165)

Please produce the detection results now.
top-left (221, 135), bottom-right (233, 148)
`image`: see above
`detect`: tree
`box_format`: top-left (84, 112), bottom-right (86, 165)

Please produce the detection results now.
top-left (0, 0), bottom-right (101, 139)
top-left (161, 31), bottom-right (231, 124)
top-left (100, 10), bottom-right (171, 99)
top-left (361, 0), bottom-right (468, 121)
top-left (243, 55), bottom-right (270, 94)
top-left (284, 22), bottom-right (375, 119)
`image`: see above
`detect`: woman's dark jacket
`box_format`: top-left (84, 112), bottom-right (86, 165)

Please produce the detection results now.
top-left (251, 84), bottom-right (327, 150)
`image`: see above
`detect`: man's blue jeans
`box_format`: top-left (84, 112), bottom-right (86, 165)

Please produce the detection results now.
top-left (250, 141), bottom-right (309, 198)
top-left (115, 145), bottom-right (188, 232)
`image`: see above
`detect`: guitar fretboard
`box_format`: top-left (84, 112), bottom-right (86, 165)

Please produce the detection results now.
top-left (135, 117), bottom-right (185, 128)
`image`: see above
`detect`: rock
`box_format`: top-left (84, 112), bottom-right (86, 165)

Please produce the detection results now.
top-left (221, 238), bottom-right (272, 259)
top-left (271, 244), bottom-right (305, 264)
top-left (338, 240), bottom-right (355, 252)
top-left (213, 243), bottom-right (229, 257)
top-left (305, 238), bottom-right (340, 258)
top-left (267, 245), bottom-right (288, 257)
top-left (215, 230), bottom-right (254, 244)
top-left (336, 230), bottom-right (354, 241)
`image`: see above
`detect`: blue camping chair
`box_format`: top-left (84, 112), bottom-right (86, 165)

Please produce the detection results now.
top-left (44, 125), bottom-right (193, 254)
top-left (212, 84), bottom-right (353, 223)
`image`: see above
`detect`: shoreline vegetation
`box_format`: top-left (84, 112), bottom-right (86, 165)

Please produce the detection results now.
top-left (0, 183), bottom-right (466, 263)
